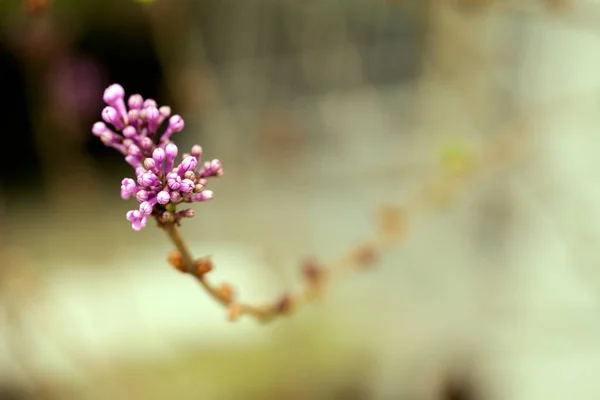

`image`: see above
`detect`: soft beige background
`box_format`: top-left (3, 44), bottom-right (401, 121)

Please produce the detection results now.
top-left (2, 1), bottom-right (600, 399)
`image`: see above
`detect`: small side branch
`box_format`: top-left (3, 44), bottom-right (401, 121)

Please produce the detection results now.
top-left (164, 224), bottom-right (393, 323)
top-left (162, 117), bottom-right (524, 323)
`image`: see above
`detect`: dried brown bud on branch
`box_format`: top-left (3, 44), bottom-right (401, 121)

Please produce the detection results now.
top-left (218, 283), bottom-right (234, 303)
top-left (302, 258), bottom-right (323, 284)
top-left (354, 243), bottom-right (379, 268)
top-left (168, 250), bottom-right (185, 273)
top-left (227, 303), bottom-right (242, 322)
top-left (194, 256), bottom-right (213, 276)
top-left (379, 205), bottom-right (405, 239)
top-left (276, 293), bottom-right (292, 314)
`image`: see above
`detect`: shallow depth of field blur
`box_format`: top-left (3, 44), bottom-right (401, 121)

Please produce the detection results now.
top-left (2, 0), bottom-right (600, 399)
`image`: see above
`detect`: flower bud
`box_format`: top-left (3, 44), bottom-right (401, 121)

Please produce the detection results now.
top-left (168, 250), bottom-right (185, 273)
top-left (128, 94), bottom-right (144, 110)
top-left (194, 256), bottom-right (213, 276)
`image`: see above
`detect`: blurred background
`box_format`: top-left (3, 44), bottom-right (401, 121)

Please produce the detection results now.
top-left (2, 0), bottom-right (600, 398)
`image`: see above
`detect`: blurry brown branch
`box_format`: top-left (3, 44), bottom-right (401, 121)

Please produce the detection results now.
top-left (136, 0), bottom-right (576, 324)
top-left (160, 116), bottom-right (525, 323)
top-left (164, 219), bottom-right (394, 323)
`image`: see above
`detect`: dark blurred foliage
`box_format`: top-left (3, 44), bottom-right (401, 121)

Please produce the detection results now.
top-left (76, 21), bottom-right (163, 164)
top-left (0, 0), bottom-right (164, 196)
top-left (439, 368), bottom-right (482, 400)
top-left (0, 38), bottom-right (35, 190)
top-left (0, 0), bottom-right (425, 199)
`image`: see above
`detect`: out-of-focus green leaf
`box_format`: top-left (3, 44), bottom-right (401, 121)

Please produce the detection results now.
top-left (438, 139), bottom-right (475, 175)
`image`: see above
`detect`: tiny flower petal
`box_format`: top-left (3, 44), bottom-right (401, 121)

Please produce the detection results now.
top-left (99, 131), bottom-right (116, 145)
top-left (92, 122), bottom-right (109, 136)
top-left (160, 115), bottom-right (185, 142)
top-left (143, 99), bottom-right (158, 108)
top-left (177, 156), bottom-right (198, 176)
top-left (152, 148), bottom-right (165, 163)
top-left (191, 145), bottom-right (203, 158)
top-left (140, 137), bottom-right (153, 151)
top-left (132, 216), bottom-right (147, 231)
top-left (158, 106), bottom-right (171, 124)
top-left (128, 94), bottom-right (144, 110)
top-left (179, 209), bottom-right (195, 218)
top-left (120, 178), bottom-right (137, 199)
top-left (144, 158), bottom-right (158, 173)
top-left (103, 84), bottom-right (127, 122)
top-left (159, 106), bottom-right (171, 117)
top-left (138, 171), bottom-right (160, 187)
top-left (139, 201), bottom-right (153, 216)
top-left (126, 210), bottom-right (137, 222)
top-left (102, 106), bottom-right (124, 130)
top-left (128, 109), bottom-right (140, 126)
top-left (170, 191), bottom-right (182, 202)
top-left (145, 106), bottom-right (160, 136)
top-left (103, 84), bottom-right (124, 103)
top-left (169, 115), bottom-right (185, 131)
top-left (165, 143), bottom-right (178, 172)
top-left (199, 159), bottom-right (223, 178)
top-left (136, 190), bottom-right (150, 202)
top-left (167, 173), bottom-right (182, 190)
top-left (125, 155), bottom-right (142, 168)
top-left (128, 144), bottom-right (142, 158)
top-left (179, 179), bottom-right (195, 194)
top-left (157, 190), bottom-right (171, 204)
top-left (211, 159), bottom-right (222, 169)
top-left (165, 143), bottom-right (178, 158)
top-left (190, 190), bottom-right (214, 202)
top-left (122, 126), bottom-right (137, 139)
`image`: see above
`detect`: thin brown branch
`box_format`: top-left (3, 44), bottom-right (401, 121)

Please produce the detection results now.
top-left (157, 78), bottom-right (567, 323)
top-left (164, 223), bottom-right (377, 323)
top-left (161, 123), bottom-right (523, 323)
top-left (164, 226), bottom-right (277, 322)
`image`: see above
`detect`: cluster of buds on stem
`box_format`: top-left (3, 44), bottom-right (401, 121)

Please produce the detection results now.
top-left (92, 84), bottom-right (223, 230)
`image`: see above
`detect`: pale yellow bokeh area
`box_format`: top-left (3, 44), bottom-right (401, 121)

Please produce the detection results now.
top-left (2, 1), bottom-right (600, 399)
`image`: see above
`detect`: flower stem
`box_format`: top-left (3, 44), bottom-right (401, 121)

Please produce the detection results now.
top-left (164, 225), bottom-right (277, 322)
top-left (164, 225), bottom-right (194, 272)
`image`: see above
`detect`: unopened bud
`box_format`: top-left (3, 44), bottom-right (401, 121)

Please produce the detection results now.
top-left (191, 145), bottom-right (203, 158)
top-left (194, 256), bottom-right (213, 276)
top-left (354, 243), bottom-right (378, 268)
top-left (227, 303), bottom-right (242, 322)
top-left (184, 171), bottom-right (195, 180)
top-left (302, 258), bottom-right (323, 284)
top-left (218, 283), bottom-right (234, 303)
top-left (178, 209), bottom-right (195, 218)
top-left (168, 250), bottom-right (185, 273)
top-left (379, 205), bottom-right (405, 239)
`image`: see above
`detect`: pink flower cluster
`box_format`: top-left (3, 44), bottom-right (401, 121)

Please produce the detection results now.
top-left (92, 84), bottom-right (223, 230)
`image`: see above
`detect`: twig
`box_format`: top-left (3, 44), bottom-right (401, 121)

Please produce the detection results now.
top-left (164, 224), bottom-right (361, 323)
top-left (160, 116), bottom-right (524, 323)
